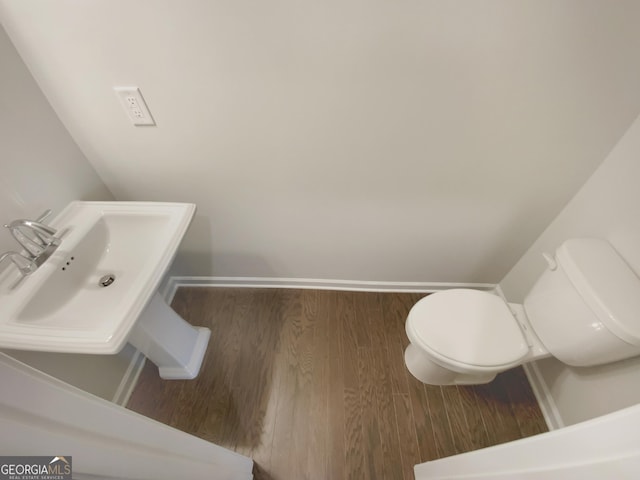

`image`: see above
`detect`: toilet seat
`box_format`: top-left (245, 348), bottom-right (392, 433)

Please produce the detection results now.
top-left (406, 289), bottom-right (529, 372)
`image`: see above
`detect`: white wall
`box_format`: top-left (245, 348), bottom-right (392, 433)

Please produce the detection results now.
top-left (3, 1), bottom-right (640, 283)
top-left (0, 24), bottom-right (132, 402)
top-left (501, 112), bottom-right (640, 426)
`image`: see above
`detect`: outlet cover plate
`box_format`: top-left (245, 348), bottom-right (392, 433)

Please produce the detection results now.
top-left (114, 86), bottom-right (156, 126)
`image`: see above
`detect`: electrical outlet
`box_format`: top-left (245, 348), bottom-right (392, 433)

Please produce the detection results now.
top-left (114, 86), bottom-right (156, 126)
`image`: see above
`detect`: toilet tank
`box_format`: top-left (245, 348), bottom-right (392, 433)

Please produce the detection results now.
top-left (523, 238), bottom-right (640, 367)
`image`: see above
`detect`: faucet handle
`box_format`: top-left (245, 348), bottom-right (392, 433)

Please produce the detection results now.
top-left (36, 209), bottom-right (53, 223)
top-left (0, 251), bottom-right (37, 276)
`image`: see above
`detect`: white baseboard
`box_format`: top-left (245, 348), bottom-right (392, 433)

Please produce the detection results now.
top-left (493, 284), bottom-right (564, 431)
top-left (522, 362), bottom-right (564, 431)
top-left (162, 275), bottom-right (497, 304)
top-left (112, 349), bottom-right (146, 407)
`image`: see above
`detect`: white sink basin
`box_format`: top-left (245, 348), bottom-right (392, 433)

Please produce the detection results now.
top-left (0, 201), bottom-right (195, 354)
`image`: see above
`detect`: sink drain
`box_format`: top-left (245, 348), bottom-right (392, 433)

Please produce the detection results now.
top-left (99, 274), bottom-right (116, 287)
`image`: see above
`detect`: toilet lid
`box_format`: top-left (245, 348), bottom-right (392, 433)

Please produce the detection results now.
top-left (407, 290), bottom-right (529, 368)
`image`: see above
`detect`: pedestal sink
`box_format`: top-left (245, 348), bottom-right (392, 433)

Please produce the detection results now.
top-left (0, 201), bottom-right (210, 380)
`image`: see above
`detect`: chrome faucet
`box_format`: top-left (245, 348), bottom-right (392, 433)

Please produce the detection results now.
top-left (1, 209), bottom-right (61, 276)
top-left (0, 251), bottom-right (37, 276)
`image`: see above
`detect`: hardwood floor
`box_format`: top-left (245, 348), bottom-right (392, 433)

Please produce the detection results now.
top-left (127, 288), bottom-right (547, 480)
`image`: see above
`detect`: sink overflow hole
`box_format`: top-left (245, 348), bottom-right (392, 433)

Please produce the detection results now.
top-left (61, 256), bottom-right (76, 271)
top-left (99, 274), bottom-right (116, 287)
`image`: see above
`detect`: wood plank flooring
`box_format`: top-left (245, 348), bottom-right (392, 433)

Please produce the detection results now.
top-left (127, 288), bottom-right (547, 480)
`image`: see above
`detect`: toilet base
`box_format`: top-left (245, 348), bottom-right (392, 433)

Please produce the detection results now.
top-left (128, 292), bottom-right (211, 380)
top-left (404, 344), bottom-right (497, 386)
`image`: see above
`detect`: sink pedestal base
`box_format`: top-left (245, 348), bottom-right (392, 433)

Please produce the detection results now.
top-left (128, 293), bottom-right (211, 380)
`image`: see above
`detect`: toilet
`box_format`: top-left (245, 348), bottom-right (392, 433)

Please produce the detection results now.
top-left (404, 238), bottom-right (640, 385)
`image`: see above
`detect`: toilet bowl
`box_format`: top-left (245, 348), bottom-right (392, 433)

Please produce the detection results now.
top-left (404, 238), bottom-right (640, 385)
top-left (404, 289), bottom-right (549, 385)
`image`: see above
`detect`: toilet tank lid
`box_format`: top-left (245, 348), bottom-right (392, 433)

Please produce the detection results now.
top-left (556, 238), bottom-right (640, 346)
